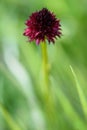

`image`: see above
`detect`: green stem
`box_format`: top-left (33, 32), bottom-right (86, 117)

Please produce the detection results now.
top-left (41, 42), bottom-right (56, 129)
top-left (41, 41), bottom-right (49, 89)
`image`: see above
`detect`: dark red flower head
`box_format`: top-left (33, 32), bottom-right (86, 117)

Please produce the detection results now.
top-left (23, 8), bottom-right (61, 45)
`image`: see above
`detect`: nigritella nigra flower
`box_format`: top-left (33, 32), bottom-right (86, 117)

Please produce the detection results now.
top-left (23, 8), bottom-right (61, 45)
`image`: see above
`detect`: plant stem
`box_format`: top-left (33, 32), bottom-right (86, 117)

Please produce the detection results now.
top-left (41, 41), bottom-right (49, 96)
top-left (41, 42), bottom-right (56, 129)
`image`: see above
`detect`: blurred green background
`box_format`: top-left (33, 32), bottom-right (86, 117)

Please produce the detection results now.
top-left (0, 0), bottom-right (87, 130)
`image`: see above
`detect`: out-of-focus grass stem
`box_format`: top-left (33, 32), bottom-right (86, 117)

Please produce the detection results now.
top-left (0, 103), bottom-right (21, 130)
top-left (70, 65), bottom-right (87, 120)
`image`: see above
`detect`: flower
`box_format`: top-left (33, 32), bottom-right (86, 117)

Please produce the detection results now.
top-left (23, 8), bottom-right (61, 45)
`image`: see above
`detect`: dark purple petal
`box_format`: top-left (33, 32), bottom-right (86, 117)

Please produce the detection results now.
top-left (23, 8), bottom-right (62, 44)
